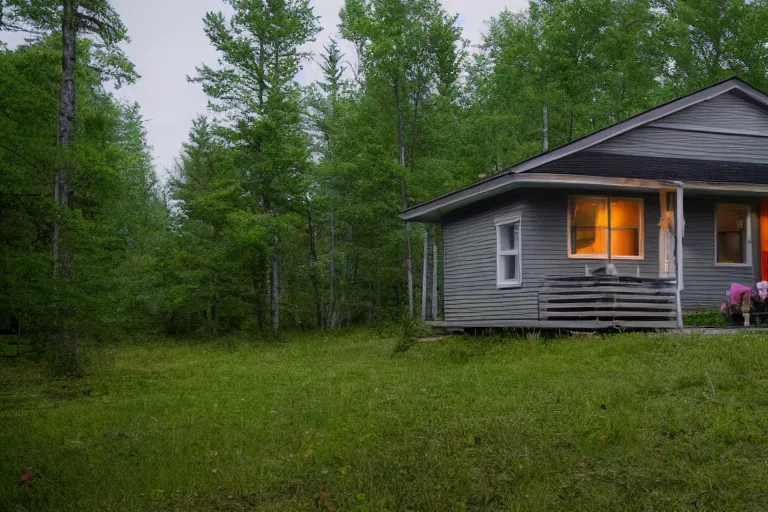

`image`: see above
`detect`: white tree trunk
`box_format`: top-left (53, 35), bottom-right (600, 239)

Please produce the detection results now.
top-left (329, 209), bottom-right (335, 328)
top-left (271, 236), bottom-right (279, 330)
top-left (395, 81), bottom-right (414, 316)
top-left (421, 226), bottom-right (428, 322)
top-left (542, 103), bottom-right (549, 153)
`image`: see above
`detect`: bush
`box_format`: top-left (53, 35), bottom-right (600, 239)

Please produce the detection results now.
top-left (392, 316), bottom-right (420, 354)
top-left (684, 310), bottom-right (727, 327)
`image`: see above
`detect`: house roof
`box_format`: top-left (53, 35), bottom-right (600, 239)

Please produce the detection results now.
top-left (400, 77), bottom-right (768, 223)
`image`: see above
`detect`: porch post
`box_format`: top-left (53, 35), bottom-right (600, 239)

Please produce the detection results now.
top-left (675, 184), bottom-right (685, 328)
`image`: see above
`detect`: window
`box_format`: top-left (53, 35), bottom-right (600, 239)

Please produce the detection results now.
top-left (716, 203), bottom-right (750, 265)
top-left (568, 196), bottom-right (643, 259)
top-left (496, 215), bottom-right (521, 287)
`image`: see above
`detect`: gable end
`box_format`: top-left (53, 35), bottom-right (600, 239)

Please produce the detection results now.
top-left (590, 91), bottom-right (768, 164)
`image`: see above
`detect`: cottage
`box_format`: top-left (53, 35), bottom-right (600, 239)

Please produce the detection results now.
top-left (400, 77), bottom-right (768, 330)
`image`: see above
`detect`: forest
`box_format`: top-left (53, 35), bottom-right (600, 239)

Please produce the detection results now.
top-left (3, 0), bottom-right (768, 375)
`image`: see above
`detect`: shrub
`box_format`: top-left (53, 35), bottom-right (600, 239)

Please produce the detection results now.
top-left (684, 310), bottom-right (727, 327)
top-left (392, 316), bottom-right (420, 354)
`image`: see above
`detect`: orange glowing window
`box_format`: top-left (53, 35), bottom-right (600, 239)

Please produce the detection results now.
top-left (568, 196), bottom-right (643, 259)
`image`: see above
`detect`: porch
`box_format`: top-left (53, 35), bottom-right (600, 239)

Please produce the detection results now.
top-left (538, 275), bottom-right (679, 329)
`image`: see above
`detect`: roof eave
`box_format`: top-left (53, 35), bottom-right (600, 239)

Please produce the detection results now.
top-left (399, 174), bottom-right (674, 223)
top-left (400, 77), bottom-right (768, 223)
top-left (399, 173), bottom-right (768, 223)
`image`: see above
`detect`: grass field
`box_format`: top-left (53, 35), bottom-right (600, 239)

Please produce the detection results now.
top-left (3, 330), bottom-right (768, 511)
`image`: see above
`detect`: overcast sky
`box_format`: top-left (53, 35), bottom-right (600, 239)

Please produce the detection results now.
top-left (2, 0), bottom-right (527, 178)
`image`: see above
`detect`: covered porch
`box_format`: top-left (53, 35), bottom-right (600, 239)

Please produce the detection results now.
top-left (437, 175), bottom-right (768, 330)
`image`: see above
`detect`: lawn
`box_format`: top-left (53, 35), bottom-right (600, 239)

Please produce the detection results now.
top-left (3, 330), bottom-right (768, 511)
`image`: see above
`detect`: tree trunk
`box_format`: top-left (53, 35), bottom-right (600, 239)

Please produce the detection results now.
top-left (542, 103), bottom-right (549, 153)
top-left (394, 80), bottom-right (414, 316)
top-left (208, 299), bottom-right (218, 338)
top-left (432, 237), bottom-right (438, 320)
top-left (421, 226), bottom-right (428, 322)
top-left (410, 88), bottom-right (420, 173)
top-left (254, 275), bottom-right (264, 330)
top-left (568, 107), bottom-right (575, 142)
top-left (329, 209), bottom-right (335, 328)
top-left (51, 0), bottom-right (78, 374)
top-left (54, 0), bottom-right (76, 278)
top-left (306, 201), bottom-right (322, 328)
top-left (271, 236), bottom-right (279, 331)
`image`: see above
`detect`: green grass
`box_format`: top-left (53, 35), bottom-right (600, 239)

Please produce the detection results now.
top-left (3, 330), bottom-right (768, 511)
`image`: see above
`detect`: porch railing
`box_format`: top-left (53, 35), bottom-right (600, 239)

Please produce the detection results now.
top-left (538, 275), bottom-right (678, 329)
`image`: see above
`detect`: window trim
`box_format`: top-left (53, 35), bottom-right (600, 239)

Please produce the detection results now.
top-left (714, 203), bottom-right (752, 267)
top-left (495, 214), bottom-right (522, 288)
top-left (567, 195), bottom-right (645, 261)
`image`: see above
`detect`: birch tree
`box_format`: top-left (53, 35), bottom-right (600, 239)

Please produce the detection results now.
top-left (339, 0), bottom-right (461, 317)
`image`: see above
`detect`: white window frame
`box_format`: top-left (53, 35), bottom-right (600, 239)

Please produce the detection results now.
top-left (495, 214), bottom-right (522, 288)
top-left (715, 203), bottom-right (752, 267)
top-left (567, 195), bottom-right (645, 260)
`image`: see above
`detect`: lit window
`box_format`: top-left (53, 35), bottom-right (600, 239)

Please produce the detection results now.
top-left (716, 204), bottom-right (750, 265)
top-left (568, 196), bottom-right (643, 259)
top-left (496, 215), bottom-right (521, 287)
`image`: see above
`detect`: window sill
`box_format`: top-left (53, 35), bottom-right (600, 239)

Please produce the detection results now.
top-left (497, 282), bottom-right (522, 289)
top-left (715, 263), bottom-right (752, 268)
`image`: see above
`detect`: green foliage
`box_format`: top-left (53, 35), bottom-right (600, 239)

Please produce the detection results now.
top-left (2, 0), bottom-right (137, 85)
top-left (5, 331), bottom-right (768, 509)
top-left (7, 0), bottom-right (768, 350)
top-left (0, 35), bottom-right (167, 352)
top-left (684, 310), bottom-right (728, 327)
top-left (392, 315), bottom-right (419, 354)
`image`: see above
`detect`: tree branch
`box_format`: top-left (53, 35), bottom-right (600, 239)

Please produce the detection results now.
top-left (76, 11), bottom-right (113, 42)
top-left (0, 142), bottom-right (45, 169)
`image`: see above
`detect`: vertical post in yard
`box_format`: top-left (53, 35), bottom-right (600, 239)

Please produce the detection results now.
top-left (675, 184), bottom-right (685, 328)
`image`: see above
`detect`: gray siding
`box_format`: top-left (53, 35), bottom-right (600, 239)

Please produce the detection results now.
top-left (443, 190), bottom-right (659, 325)
top-left (590, 91), bottom-right (768, 164)
top-left (681, 197), bottom-right (756, 311)
top-left (591, 127), bottom-right (768, 164)
top-left (443, 190), bottom-right (758, 326)
top-left (657, 91), bottom-right (768, 132)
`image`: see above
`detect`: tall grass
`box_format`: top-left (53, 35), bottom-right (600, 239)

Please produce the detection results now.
top-left (2, 330), bottom-right (768, 510)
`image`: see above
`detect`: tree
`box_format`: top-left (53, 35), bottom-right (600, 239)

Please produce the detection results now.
top-left (0, 35), bottom-right (164, 362)
top-left (656, 0), bottom-right (768, 93)
top-left (191, 0), bottom-right (320, 330)
top-left (339, 0), bottom-right (462, 317)
top-left (1, 0), bottom-right (135, 373)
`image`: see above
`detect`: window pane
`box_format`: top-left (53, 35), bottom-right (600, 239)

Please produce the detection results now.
top-left (717, 205), bottom-right (748, 264)
top-left (610, 199), bottom-right (640, 228)
top-left (610, 199), bottom-right (641, 257)
top-left (498, 223), bottom-right (517, 252)
top-left (571, 197), bottom-right (608, 256)
top-left (501, 254), bottom-right (517, 281)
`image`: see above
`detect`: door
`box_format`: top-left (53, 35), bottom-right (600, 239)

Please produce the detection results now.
top-left (761, 200), bottom-right (768, 281)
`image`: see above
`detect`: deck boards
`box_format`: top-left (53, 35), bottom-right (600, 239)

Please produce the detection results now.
top-left (538, 276), bottom-right (678, 328)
